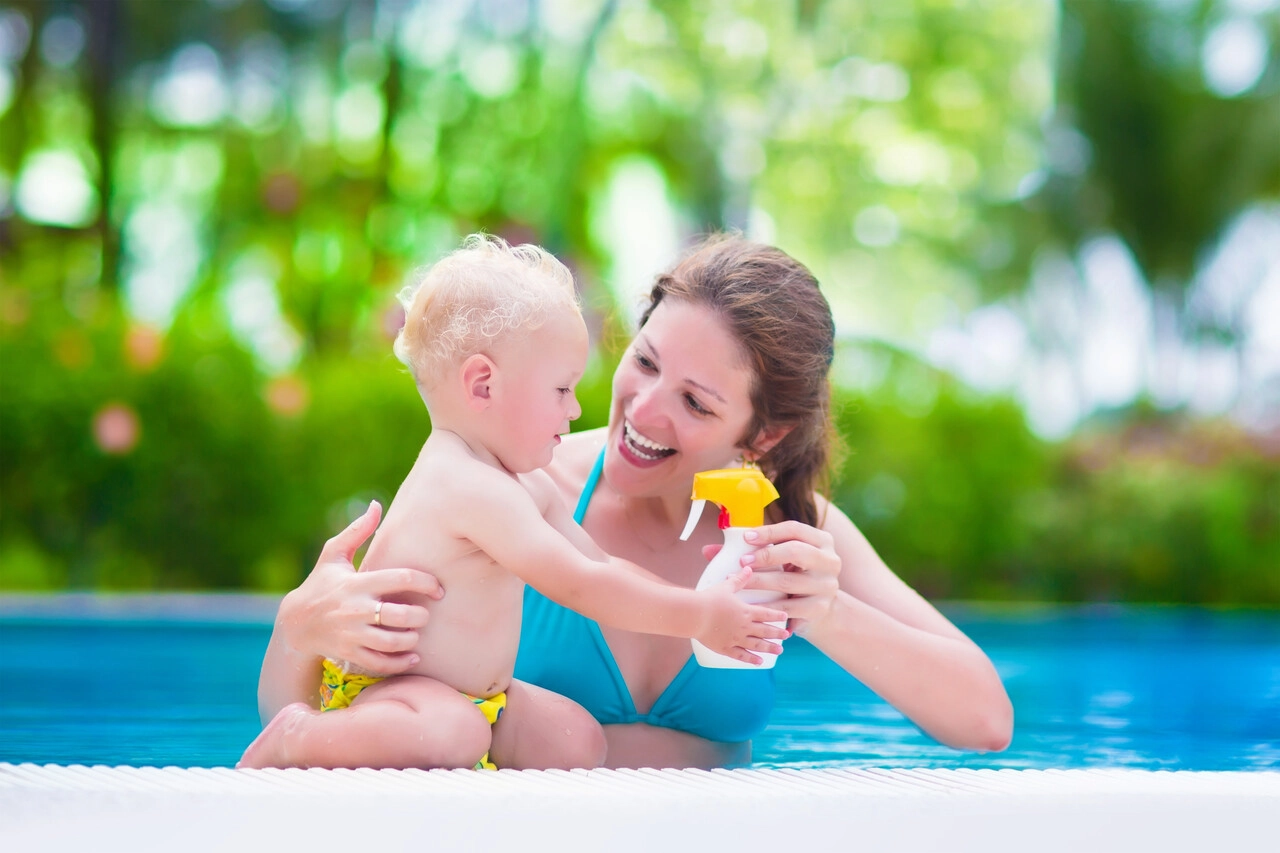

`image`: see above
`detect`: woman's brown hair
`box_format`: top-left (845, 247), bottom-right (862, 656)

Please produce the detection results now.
top-left (639, 234), bottom-right (839, 527)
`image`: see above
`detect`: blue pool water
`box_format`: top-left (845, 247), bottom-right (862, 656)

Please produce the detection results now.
top-left (1, 596), bottom-right (1277, 770)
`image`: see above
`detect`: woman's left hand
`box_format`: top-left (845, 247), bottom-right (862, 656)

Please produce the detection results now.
top-left (737, 521), bottom-right (842, 635)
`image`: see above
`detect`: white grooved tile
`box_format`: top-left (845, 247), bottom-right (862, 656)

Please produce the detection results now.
top-left (6, 764), bottom-right (1279, 853)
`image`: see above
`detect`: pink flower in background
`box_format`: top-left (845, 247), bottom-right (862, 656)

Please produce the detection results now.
top-left (93, 403), bottom-right (140, 455)
top-left (265, 375), bottom-right (309, 417)
top-left (124, 325), bottom-right (164, 370)
top-left (263, 172), bottom-right (301, 215)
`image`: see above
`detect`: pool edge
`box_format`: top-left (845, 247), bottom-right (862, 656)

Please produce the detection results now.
top-left (7, 765), bottom-right (1279, 852)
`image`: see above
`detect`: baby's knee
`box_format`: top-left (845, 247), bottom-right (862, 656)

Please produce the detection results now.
top-left (370, 677), bottom-right (495, 769)
top-left (563, 719), bottom-right (607, 769)
top-left (412, 700), bottom-right (493, 769)
top-left (544, 706), bottom-right (607, 770)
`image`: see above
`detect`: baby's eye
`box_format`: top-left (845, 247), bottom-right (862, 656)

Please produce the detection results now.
top-left (557, 387), bottom-right (572, 396)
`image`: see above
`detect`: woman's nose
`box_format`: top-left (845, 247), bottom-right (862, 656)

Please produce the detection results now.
top-left (628, 379), bottom-right (666, 425)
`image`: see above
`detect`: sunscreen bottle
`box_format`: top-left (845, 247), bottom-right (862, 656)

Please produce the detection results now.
top-left (679, 467), bottom-right (786, 669)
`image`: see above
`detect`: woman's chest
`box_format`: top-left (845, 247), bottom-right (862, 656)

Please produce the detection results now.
top-left (588, 518), bottom-right (711, 714)
top-left (597, 627), bottom-right (693, 714)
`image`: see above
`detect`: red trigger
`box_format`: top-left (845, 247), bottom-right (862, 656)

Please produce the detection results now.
top-left (718, 506), bottom-right (731, 529)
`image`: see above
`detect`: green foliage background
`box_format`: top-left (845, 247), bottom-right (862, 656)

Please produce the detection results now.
top-left (1, 0), bottom-right (1278, 602)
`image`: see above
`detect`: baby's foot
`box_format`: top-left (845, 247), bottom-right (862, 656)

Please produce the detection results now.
top-left (236, 702), bottom-right (315, 769)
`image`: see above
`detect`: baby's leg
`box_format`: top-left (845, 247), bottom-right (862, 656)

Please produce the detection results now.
top-left (237, 675), bottom-right (492, 770)
top-left (488, 679), bottom-right (607, 770)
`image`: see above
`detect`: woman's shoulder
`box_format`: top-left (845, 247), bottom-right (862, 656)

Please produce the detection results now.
top-left (545, 427), bottom-right (607, 500)
top-left (808, 490), bottom-right (873, 552)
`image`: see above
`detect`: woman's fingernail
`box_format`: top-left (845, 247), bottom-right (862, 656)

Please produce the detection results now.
top-left (744, 531), bottom-right (759, 542)
top-left (740, 553), bottom-right (756, 566)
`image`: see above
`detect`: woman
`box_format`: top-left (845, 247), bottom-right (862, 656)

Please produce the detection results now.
top-left (257, 235), bottom-right (1013, 770)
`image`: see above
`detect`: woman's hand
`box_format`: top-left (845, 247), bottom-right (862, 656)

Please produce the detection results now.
top-left (711, 508), bottom-right (1014, 752)
top-left (737, 520), bottom-right (841, 636)
top-left (280, 500), bottom-right (443, 674)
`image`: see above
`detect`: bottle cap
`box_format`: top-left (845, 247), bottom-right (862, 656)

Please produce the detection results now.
top-left (687, 467), bottom-right (780, 529)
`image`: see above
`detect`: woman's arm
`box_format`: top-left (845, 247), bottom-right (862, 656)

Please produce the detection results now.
top-left (256, 501), bottom-right (442, 723)
top-left (740, 500), bottom-right (1014, 752)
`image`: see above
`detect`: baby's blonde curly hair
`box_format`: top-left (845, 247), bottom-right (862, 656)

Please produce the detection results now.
top-left (394, 234), bottom-right (580, 388)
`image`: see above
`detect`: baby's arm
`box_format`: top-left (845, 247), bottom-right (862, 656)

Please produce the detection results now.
top-left (536, 476), bottom-right (670, 584)
top-left (461, 469), bottom-right (788, 662)
top-left (537, 484), bottom-right (608, 561)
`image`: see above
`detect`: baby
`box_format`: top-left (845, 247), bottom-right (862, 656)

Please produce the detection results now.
top-left (239, 235), bottom-right (787, 771)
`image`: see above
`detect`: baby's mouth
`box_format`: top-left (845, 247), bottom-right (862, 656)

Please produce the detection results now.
top-left (623, 421), bottom-right (676, 461)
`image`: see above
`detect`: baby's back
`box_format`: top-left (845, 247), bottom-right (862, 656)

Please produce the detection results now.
top-left (356, 438), bottom-right (527, 698)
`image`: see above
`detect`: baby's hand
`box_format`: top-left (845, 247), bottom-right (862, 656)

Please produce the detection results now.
top-left (695, 568), bottom-right (790, 664)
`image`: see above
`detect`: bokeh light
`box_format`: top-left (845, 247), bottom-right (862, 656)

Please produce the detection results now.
top-left (14, 150), bottom-right (98, 228)
top-left (1202, 17), bottom-right (1270, 96)
top-left (93, 403), bottom-right (141, 455)
top-left (124, 325), bottom-right (165, 371)
top-left (264, 375), bottom-right (309, 417)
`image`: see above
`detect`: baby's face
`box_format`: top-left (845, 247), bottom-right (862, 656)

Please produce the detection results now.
top-left (490, 309), bottom-right (589, 473)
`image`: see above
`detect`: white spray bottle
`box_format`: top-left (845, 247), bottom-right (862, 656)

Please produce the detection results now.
top-left (679, 466), bottom-right (786, 669)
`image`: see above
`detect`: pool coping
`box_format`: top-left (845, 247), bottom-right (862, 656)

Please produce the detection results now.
top-left (0, 591), bottom-right (284, 623)
top-left (6, 592), bottom-right (1275, 620)
top-left (6, 764), bottom-right (1279, 852)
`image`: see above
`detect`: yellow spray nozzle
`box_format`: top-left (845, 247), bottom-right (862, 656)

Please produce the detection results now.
top-left (688, 467), bottom-right (780, 529)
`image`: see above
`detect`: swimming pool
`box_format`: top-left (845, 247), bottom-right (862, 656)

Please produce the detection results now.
top-left (2, 595), bottom-right (1276, 770)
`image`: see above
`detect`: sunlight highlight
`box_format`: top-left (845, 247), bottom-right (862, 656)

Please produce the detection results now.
top-left (14, 150), bottom-right (98, 228)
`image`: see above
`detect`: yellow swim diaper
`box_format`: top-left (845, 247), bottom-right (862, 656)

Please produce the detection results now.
top-left (320, 658), bottom-right (383, 711)
top-left (465, 691), bottom-right (507, 770)
top-left (318, 660), bottom-right (506, 770)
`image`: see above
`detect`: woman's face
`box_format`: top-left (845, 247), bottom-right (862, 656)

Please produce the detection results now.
top-left (603, 298), bottom-right (759, 499)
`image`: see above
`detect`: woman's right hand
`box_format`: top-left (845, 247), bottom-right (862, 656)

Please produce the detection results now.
top-left (278, 500), bottom-right (443, 675)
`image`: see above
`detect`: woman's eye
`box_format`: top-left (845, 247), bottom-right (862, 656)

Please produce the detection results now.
top-left (635, 353), bottom-right (656, 371)
top-left (685, 394), bottom-right (711, 416)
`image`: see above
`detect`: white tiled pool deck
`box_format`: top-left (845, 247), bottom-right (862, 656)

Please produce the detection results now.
top-left (5, 764), bottom-right (1278, 852)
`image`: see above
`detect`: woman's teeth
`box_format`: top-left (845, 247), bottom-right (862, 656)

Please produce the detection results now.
top-left (624, 421), bottom-right (675, 460)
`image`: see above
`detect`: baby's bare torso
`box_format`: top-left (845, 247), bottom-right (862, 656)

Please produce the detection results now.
top-left (355, 437), bottom-right (552, 698)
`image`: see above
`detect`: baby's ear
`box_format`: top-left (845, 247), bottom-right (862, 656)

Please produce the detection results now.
top-left (460, 354), bottom-right (495, 409)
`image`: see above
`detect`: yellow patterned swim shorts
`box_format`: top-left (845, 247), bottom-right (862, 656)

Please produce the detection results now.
top-left (320, 659), bottom-right (382, 711)
top-left (319, 659), bottom-right (507, 770)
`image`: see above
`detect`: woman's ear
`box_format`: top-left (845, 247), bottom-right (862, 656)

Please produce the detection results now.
top-left (749, 424), bottom-right (794, 459)
top-left (460, 354), bottom-right (496, 410)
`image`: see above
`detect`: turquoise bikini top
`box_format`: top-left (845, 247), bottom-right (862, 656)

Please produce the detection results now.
top-left (513, 450), bottom-right (776, 743)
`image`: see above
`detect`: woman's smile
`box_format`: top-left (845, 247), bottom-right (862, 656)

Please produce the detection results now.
top-left (620, 420), bottom-right (676, 465)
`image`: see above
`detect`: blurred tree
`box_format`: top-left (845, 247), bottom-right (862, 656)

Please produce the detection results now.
top-left (85, 0), bottom-right (121, 291)
top-left (592, 0), bottom-right (1055, 333)
top-left (2, 0), bottom-right (1277, 598)
top-left (1029, 0), bottom-right (1280, 401)
top-left (1, 0), bottom-right (1057, 353)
